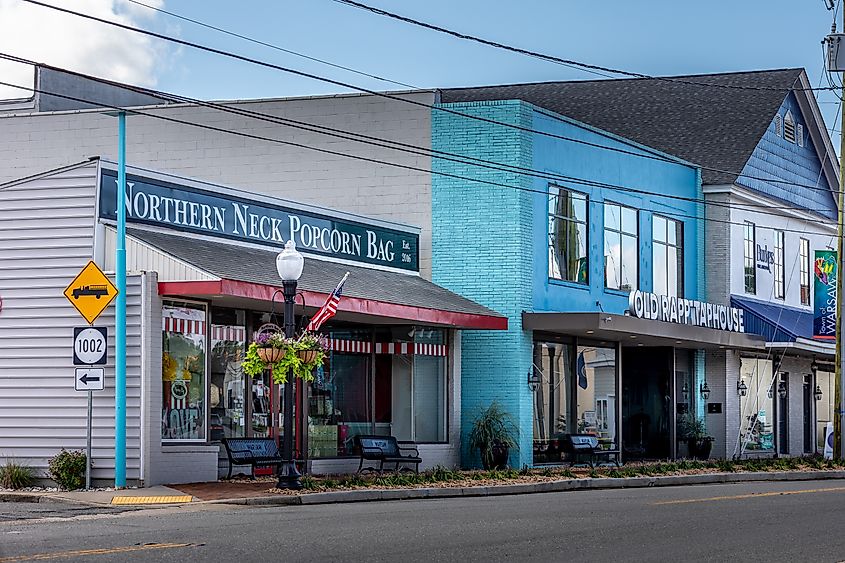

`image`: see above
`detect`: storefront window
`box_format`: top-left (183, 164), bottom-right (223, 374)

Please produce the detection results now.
top-left (549, 185), bottom-right (588, 284)
top-left (209, 309), bottom-right (246, 441)
top-left (162, 302), bottom-right (207, 441)
top-left (604, 202), bottom-right (638, 291)
top-left (739, 358), bottom-right (775, 453)
top-left (532, 342), bottom-right (618, 464)
top-left (817, 370), bottom-right (834, 452)
top-left (308, 327), bottom-right (449, 458)
top-left (653, 215), bottom-right (683, 297)
top-left (532, 342), bottom-right (572, 464)
top-left (774, 230), bottom-right (785, 299)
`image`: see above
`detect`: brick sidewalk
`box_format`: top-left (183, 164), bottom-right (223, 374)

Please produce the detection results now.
top-left (172, 480), bottom-right (277, 501)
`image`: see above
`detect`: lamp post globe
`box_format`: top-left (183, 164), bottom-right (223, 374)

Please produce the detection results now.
top-left (276, 239), bottom-right (304, 490)
top-left (277, 240), bottom-right (304, 281)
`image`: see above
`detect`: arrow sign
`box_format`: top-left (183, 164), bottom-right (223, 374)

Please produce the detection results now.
top-left (75, 368), bottom-right (105, 392)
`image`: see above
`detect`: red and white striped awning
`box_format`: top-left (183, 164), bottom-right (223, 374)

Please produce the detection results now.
top-left (211, 325), bottom-right (246, 343)
top-left (162, 317), bottom-right (206, 336)
top-left (324, 340), bottom-right (448, 357)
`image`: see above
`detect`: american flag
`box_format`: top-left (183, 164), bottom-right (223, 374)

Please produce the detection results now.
top-left (306, 272), bottom-right (349, 332)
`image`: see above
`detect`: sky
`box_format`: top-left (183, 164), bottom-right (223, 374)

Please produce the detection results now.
top-left (0, 0), bottom-right (842, 139)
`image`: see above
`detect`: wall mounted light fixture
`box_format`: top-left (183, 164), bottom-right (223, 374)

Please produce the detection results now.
top-left (737, 379), bottom-right (748, 397)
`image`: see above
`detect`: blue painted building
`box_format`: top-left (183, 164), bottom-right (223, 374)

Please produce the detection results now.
top-left (436, 68), bottom-right (839, 463)
top-left (431, 98), bottom-right (759, 468)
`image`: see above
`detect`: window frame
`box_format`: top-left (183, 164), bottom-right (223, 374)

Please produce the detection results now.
top-left (773, 230), bottom-right (785, 300)
top-left (161, 298), bottom-right (210, 444)
top-left (652, 214), bottom-right (684, 298)
top-left (548, 184), bottom-right (589, 285)
top-left (800, 238), bottom-right (810, 306)
top-left (784, 111), bottom-right (796, 143)
top-left (603, 201), bottom-right (639, 292)
top-left (744, 222), bottom-right (757, 295)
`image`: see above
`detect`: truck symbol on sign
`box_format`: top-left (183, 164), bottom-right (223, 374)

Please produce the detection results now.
top-left (72, 285), bottom-right (109, 299)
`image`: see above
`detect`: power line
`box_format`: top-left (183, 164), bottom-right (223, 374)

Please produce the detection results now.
top-left (16, 1), bottom-right (841, 196)
top-left (331, 0), bottom-right (837, 93)
top-left (0, 77), bottom-right (837, 238)
top-left (124, 0), bottom-right (418, 90)
top-left (3, 53), bottom-right (840, 218)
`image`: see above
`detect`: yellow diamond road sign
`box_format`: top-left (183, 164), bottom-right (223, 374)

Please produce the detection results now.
top-left (63, 261), bottom-right (119, 325)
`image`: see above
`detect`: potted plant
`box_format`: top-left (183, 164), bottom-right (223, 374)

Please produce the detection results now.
top-left (677, 413), bottom-right (713, 460)
top-left (468, 401), bottom-right (518, 470)
top-left (243, 330), bottom-right (327, 384)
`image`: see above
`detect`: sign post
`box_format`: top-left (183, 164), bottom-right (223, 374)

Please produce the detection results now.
top-left (73, 327), bottom-right (107, 490)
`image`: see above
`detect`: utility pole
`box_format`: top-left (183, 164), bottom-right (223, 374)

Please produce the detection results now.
top-left (836, 4), bottom-right (845, 459)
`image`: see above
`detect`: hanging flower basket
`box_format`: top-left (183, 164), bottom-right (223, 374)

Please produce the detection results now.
top-left (257, 346), bottom-right (286, 364)
top-left (243, 327), bottom-right (328, 385)
top-left (297, 349), bottom-right (319, 363)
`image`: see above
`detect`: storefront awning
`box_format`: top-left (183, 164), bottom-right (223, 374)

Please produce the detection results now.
top-left (129, 228), bottom-right (507, 330)
top-left (730, 295), bottom-right (835, 357)
top-left (522, 312), bottom-right (766, 350)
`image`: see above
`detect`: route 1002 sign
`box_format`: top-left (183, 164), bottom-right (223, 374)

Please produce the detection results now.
top-left (73, 326), bottom-right (108, 366)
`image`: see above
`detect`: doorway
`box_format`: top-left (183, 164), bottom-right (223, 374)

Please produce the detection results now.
top-left (621, 347), bottom-right (673, 460)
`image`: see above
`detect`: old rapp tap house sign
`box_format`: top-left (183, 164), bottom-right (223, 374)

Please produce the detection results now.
top-left (628, 290), bottom-right (746, 333)
top-left (99, 169), bottom-right (420, 272)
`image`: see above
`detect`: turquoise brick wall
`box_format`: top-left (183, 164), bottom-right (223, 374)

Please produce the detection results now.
top-left (431, 100), bottom-right (535, 468)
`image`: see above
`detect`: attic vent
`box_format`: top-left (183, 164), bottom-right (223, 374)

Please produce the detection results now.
top-left (774, 114), bottom-right (783, 137)
top-left (784, 111), bottom-right (796, 143)
top-left (796, 123), bottom-right (804, 147)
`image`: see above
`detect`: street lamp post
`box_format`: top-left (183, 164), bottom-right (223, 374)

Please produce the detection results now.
top-left (276, 240), bottom-right (304, 490)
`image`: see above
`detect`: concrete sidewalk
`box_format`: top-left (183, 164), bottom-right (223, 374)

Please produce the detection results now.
top-left (6, 470), bottom-right (845, 508)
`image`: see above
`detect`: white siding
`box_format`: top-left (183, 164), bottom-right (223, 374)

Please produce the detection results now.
top-left (0, 162), bottom-right (143, 483)
top-left (103, 229), bottom-right (215, 282)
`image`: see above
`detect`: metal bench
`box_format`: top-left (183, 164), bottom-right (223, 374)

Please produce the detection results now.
top-left (561, 434), bottom-right (621, 468)
top-left (356, 435), bottom-right (422, 474)
top-left (221, 437), bottom-right (285, 479)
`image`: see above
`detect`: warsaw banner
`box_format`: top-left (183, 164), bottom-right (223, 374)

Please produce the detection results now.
top-left (813, 250), bottom-right (837, 340)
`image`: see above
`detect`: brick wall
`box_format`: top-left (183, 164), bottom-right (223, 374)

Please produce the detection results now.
top-left (431, 100), bottom-right (534, 468)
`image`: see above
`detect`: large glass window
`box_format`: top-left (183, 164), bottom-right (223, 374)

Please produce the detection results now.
top-left (739, 358), bottom-right (775, 453)
top-left (532, 342), bottom-right (617, 465)
top-left (604, 203), bottom-right (638, 291)
top-left (774, 230), bottom-right (785, 299)
top-left (162, 302), bottom-right (207, 441)
top-left (210, 309), bottom-right (246, 441)
top-left (308, 327), bottom-right (448, 458)
top-left (817, 369), bottom-right (834, 452)
top-left (653, 215), bottom-right (683, 297)
top-left (800, 238), bottom-right (810, 306)
top-left (744, 222), bottom-right (756, 294)
top-left (549, 185), bottom-right (588, 284)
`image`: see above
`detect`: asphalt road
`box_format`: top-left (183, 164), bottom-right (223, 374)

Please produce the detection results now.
top-left (3, 480), bottom-right (845, 562)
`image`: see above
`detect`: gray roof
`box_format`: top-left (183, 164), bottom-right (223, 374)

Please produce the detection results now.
top-left (129, 228), bottom-right (504, 321)
top-left (441, 69), bottom-right (803, 185)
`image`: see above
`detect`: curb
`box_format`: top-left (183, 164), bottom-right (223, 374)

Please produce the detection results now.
top-left (0, 492), bottom-right (82, 505)
top-left (204, 469), bottom-right (845, 507)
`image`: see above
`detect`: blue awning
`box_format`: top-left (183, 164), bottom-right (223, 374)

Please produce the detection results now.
top-left (730, 295), bottom-right (814, 343)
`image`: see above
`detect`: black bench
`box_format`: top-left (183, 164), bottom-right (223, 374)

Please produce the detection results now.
top-left (356, 435), bottom-right (422, 474)
top-left (561, 434), bottom-right (621, 468)
top-left (221, 437), bottom-right (285, 479)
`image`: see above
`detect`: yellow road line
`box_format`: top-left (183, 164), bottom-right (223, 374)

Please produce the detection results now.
top-left (110, 495), bottom-right (192, 505)
top-left (0, 542), bottom-right (192, 562)
top-left (654, 486), bottom-right (845, 505)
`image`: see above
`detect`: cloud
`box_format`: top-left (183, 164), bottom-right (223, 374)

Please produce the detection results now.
top-left (0, 0), bottom-right (169, 100)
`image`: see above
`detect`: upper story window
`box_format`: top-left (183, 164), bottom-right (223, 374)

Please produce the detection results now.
top-left (784, 111), bottom-right (796, 143)
top-left (796, 123), bottom-right (805, 148)
top-left (653, 215), bottom-right (683, 298)
top-left (603, 202), bottom-right (638, 292)
top-left (744, 222), bottom-right (756, 294)
top-left (774, 230), bottom-right (785, 300)
top-left (548, 185), bottom-right (588, 284)
top-left (800, 238), bottom-right (810, 306)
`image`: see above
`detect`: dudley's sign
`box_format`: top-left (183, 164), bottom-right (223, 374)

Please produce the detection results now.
top-left (628, 290), bottom-right (745, 333)
top-left (99, 169), bottom-right (419, 272)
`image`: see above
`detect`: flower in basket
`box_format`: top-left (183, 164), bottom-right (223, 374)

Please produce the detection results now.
top-left (243, 330), bottom-right (327, 385)
top-left (289, 331), bottom-right (328, 381)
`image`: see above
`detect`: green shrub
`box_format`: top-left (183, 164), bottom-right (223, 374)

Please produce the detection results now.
top-left (48, 450), bottom-right (87, 490)
top-left (0, 459), bottom-right (36, 489)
